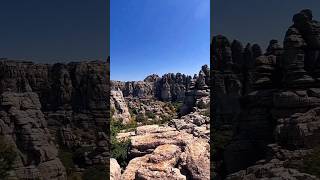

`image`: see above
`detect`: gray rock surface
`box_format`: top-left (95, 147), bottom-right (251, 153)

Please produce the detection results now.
top-left (0, 92), bottom-right (66, 180)
top-left (213, 9), bottom-right (320, 180)
top-left (0, 58), bottom-right (109, 179)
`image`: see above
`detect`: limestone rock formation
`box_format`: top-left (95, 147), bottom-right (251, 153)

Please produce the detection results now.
top-left (0, 58), bottom-right (109, 179)
top-left (213, 9), bottom-right (320, 179)
top-left (110, 158), bottom-right (121, 180)
top-left (111, 89), bottom-right (132, 124)
top-left (111, 65), bottom-right (210, 126)
top-left (111, 65), bottom-right (210, 180)
top-left (0, 92), bottom-right (66, 180)
top-left (122, 144), bottom-right (186, 180)
top-left (111, 68), bottom-right (209, 103)
top-left (116, 110), bottom-right (210, 180)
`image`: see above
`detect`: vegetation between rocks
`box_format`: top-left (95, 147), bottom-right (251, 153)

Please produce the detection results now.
top-left (212, 129), bottom-right (233, 179)
top-left (0, 136), bottom-right (16, 179)
top-left (82, 165), bottom-right (107, 180)
top-left (58, 149), bottom-right (75, 174)
top-left (300, 146), bottom-right (320, 178)
top-left (111, 118), bottom-right (132, 168)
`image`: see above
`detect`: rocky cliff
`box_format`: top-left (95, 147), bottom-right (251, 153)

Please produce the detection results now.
top-left (0, 58), bottom-right (109, 179)
top-left (213, 9), bottom-right (320, 180)
top-left (111, 65), bottom-right (209, 102)
top-left (111, 65), bottom-right (210, 123)
top-left (110, 66), bottom-right (210, 180)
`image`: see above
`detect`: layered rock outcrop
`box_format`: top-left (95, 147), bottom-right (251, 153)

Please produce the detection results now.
top-left (0, 58), bottom-right (109, 179)
top-left (0, 92), bottom-right (66, 179)
top-left (111, 65), bottom-right (210, 125)
top-left (111, 90), bottom-right (132, 124)
top-left (213, 9), bottom-right (320, 180)
top-left (110, 158), bottom-right (121, 180)
top-left (116, 112), bottom-right (210, 180)
top-left (111, 65), bottom-right (210, 179)
top-left (111, 67), bottom-right (209, 103)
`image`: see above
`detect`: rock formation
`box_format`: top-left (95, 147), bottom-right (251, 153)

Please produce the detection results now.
top-left (111, 90), bottom-right (132, 124)
top-left (0, 58), bottom-right (109, 179)
top-left (111, 72), bottom-right (197, 102)
top-left (213, 9), bottom-right (320, 180)
top-left (110, 158), bottom-right (121, 180)
top-left (115, 111), bottom-right (210, 180)
top-left (0, 92), bottom-right (66, 179)
top-left (111, 65), bottom-right (210, 124)
top-left (111, 65), bottom-right (210, 179)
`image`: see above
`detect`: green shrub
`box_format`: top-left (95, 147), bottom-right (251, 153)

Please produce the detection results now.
top-left (58, 149), bottom-right (74, 174)
top-left (145, 111), bottom-right (156, 119)
top-left (172, 102), bottom-right (183, 113)
top-left (128, 108), bottom-right (137, 116)
top-left (158, 115), bottom-right (172, 124)
top-left (110, 118), bottom-right (133, 167)
top-left (111, 118), bottom-right (137, 133)
top-left (0, 137), bottom-right (16, 179)
top-left (300, 146), bottom-right (320, 178)
top-left (82, 165), bottom-right (106, 180)
top-left (111, 138), bottom-right (131, 167)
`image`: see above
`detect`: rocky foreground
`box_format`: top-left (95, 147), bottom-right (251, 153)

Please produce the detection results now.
top-left (212, 9), bottom-right (320, 179)
top-left (0, 58), bottom-right (109, 179)
top-left (110, 65), bottom-right (210, 179)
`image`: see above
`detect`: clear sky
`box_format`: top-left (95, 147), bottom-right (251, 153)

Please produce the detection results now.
top-left (212, 0), bottom-right (320, 51)
top-left (0, 0), bottom-right (109, 63)
top-left (111, 0), bottom-right (210, 81)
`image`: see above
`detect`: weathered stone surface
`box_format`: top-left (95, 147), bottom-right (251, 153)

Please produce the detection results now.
top-left (213, 9), bottom-right (320, 179)
top-left (110, 158), bottom-right (121, 180)
top-left (111, 89), bottom-right (132, 124)
top-left (0, 59), bottom-right (109, 179)
top-left (130, 127), bottom-right (194, 157)
top-left (276, 107), bottom-right (320, 149)
top-left (226, 159), bottom-right (318, 180)
top-left (122, 144), bottom-right (186, 180)
top-left (180, 140), bottom-right (210, 180)
top-left (116, 109), bottom-right (210, 179)
top-left (0, 92), bottom-right (66, 180)
top-left (111, 64), bottom-right (210, 180)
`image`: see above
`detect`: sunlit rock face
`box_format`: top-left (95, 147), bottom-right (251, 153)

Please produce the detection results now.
top-left (111, 65), bottom-right (210, 180)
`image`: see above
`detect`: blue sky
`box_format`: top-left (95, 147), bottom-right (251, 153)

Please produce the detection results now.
top-left (0, 0), bottom-right (108, 63)
top-left (212, 0), bottom-right (320, 51)
top-left (111, 0), bottom-right (210, 81)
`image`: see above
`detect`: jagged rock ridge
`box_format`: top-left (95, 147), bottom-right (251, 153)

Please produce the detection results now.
top-left (212, 9), bottom-right (320, 180)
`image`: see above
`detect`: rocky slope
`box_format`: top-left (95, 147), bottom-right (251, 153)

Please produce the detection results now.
top-left (0, 58), bottom-right (109, 179)
top-left (212, 9), bottom-right (320, 179)
top-left (110, 66), bottom-right (210, 180)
